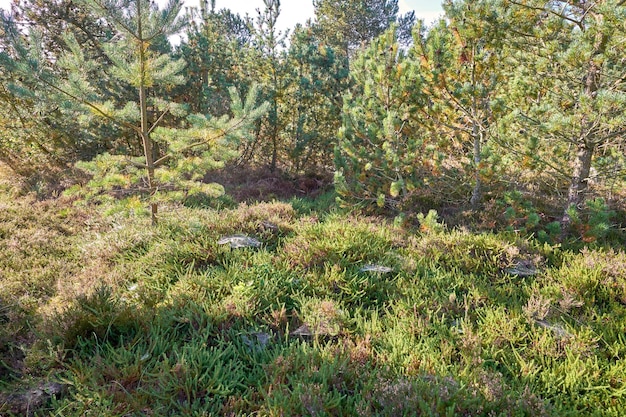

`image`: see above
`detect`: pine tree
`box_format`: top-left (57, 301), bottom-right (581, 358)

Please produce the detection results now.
top-left (179, 3), bottom-right (251, 116)
top-left (413, 0), bottom-right (508, 209)
top-left (13, 0), bottom-right (140, 153)
top-left (503, 0), bottom-right (626, 234)
top-left (281, 23), bottom-right (349, 173)
top-left (313, 0), bottom-right (414, 57)
top-left (12, 0), bottom-right (110, 60)
top-left (2, 11), bottom-right (80, 174)
top-left (334, 28), bottom-right (429, 209)
top-left (0, 63), bottom-right (68, 177)
top-left (246, 0), bottom-right (289, 172)
top-left (1, 0), bottom-right (267, 223)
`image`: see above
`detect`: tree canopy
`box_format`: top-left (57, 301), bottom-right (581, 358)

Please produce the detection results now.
top-left (0, 0), bottom-right (624, 240)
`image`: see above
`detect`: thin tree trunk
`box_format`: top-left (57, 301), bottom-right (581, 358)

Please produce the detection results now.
top-left (470, 128), bottom-right (482, 210)
top-left (271, 128), bottom-right (278, 172)
top-left (270, 59), bottom-right (279, 172)
top-left (140, 86), bottom-right (158, 225)
top-left (560, 25), bottom-right (604, 235)
top-left (137, 0), bottom-right (158, 225)
top-left (469, 49), bottom-right (483, 211)
top-left (561, 142), bottom-right (594, 232)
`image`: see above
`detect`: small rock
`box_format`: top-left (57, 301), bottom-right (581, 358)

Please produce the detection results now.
top-left (450, 318), bottom-right (464, 334)
top-left (505, 260), bottom-right (537, 277)
top-left (218, 234), bottom-right (261, 249)
top-left (360, 264), bottom-right (393, 273)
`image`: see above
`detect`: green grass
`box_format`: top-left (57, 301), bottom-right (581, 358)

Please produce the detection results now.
top-left (1, 190), bottom-right (626, 416)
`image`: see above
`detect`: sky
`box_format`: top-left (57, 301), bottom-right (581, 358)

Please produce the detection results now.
top-left (210, 0), bottom-right (444, 30)
top-left (0, 0), bottom-right (444, 29)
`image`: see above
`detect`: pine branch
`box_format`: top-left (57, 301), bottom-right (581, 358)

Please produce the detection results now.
top-left (153, 114), bottom-right (251, 168)
top-left (39, 75), bottom-right (140, 134)
top-left (148, 108), bottom-right (170, 134)
top-left (508, 0), bottom-right (584, 30)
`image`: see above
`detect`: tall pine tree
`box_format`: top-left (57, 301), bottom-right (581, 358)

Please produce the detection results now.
top-left (503, 0), bottom-right (626, 234)
top-left (313, 0), bottom-right (414, 57)
top-left (283, 24), bottom-right (349, 173)
top-left (246, 0), bottom-right (288, 172)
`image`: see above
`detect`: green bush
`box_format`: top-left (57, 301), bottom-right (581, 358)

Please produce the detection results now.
top-left (334, 28), bottom-right (431, 211)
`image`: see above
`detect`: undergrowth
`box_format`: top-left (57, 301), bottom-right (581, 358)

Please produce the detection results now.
top-left (1, 188), bottom-right (625, 416)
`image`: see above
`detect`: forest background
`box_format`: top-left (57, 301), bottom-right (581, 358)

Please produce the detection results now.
top-left (0, 0), bottom-right (624, 240)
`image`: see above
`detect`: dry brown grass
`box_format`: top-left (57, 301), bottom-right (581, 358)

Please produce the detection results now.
top-left (204, 164), bottom-right (331, 203)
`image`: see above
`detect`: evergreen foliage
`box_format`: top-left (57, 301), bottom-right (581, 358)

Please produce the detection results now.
top-left (313, 0), bottom-right (414, 56)
top-left (499, 0), bottom-right (626, 232)
top-left (282, 24), bottom-right (350, 173)
top-left (179, 4), bottom-right (251, 116)
top-left (0, 7), bottom-right (110, 177)
top-left (413, 0), bottom-right (508, 209)
top-left (245, 0), bottom-right (289, 172)
top-left (1, 0), bottom-right (267, 223)
top-left (1, 0), bottom-right (624, 237)
top-left (334, 28), bottom-right (429, 210)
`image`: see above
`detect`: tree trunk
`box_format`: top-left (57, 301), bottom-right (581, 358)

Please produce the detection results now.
top-left (137, 0), bottom-right (157, 225)
top-left (560, 26), bottom-right (604, 236)
top-left (469, 48), bottom-right (484, 211)
top-left (560, 142), bottom-right (594, 233)
top-left (470, 128), bottom-right (482, 210)
top-left (269, 97), bottom-right (279, 172)
top-left (270, 133), bottom-right (278, 172)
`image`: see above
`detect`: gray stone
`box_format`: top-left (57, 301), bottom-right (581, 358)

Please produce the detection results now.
top-left (360, 264), bottom-right (393, 273)
top-left (218, 234), bottom-right (261, 249)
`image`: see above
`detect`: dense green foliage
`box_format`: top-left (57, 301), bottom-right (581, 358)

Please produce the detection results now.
top-left (2, 0), bottom-right (623, 235)
top-left (2, 0), bottom-right (268, 223)
top-left (0, 1), bottom-right (625, 413)
top-left (334, 28), bottom-right (429, 209)
top-left (332, 0), bottom-right (625, 239)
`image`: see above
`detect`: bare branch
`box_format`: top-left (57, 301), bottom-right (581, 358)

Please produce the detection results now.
top-left (148, 108), bottom-right (169, 134)
top-left (508, 0), bottom-right (584, 29)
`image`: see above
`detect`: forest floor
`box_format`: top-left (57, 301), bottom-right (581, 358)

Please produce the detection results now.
top-left (1, 166), bottom-right (626, 416)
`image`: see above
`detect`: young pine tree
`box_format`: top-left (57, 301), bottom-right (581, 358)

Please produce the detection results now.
top-left (334, 28), bottom-right (429, 210)
top-left (1, 0), bottom-right (267, 224)
top-left (413, 0), bottom-right (508, 209)
top-left (246, 0), bottom-right (289, 172)
top-left (179, 2), bottom-right (251, 116)
top-left (282, 23), bottom-right (349, 173)
top-left (503, 0), bottom-right (626, 236)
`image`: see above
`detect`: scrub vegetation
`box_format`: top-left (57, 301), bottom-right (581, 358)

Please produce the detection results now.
top-left (1, 0), bottom-right (625, 415)
top-left (1, 178), bottom-right (625, 415)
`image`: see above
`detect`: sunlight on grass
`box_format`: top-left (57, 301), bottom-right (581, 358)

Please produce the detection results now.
top-left (1, 190), bottom-right (625, 416)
